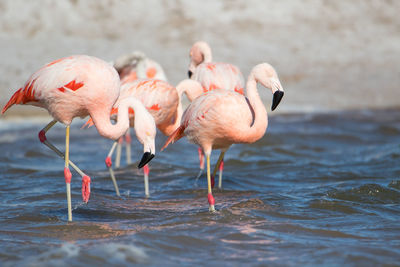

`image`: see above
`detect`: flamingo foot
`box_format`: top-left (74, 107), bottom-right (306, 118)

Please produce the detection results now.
top-left (82, 175), bottom-right (91, 203)
top-left (64, 167), bottom-right (72, 184)
top-left (211, 175), bottom-right (215, 188)
top-left (105, 156), bottom-right (112, 168)
top-left (208, 193), bottom-right (216, 212)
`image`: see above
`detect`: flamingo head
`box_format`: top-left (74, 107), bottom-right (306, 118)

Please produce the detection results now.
top-left (134, 110), bottom-right (156, 169)
top-left (138, 133), bottom-right (156, 168)
top-left (188, 41), bottom-right (212, 78)
top-left (252, 63), bottom-right (284, 111)
top-left (114, 51), bottom-right (146, 80)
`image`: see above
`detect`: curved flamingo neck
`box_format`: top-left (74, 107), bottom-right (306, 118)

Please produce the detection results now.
top-left (202, 47), bottom-right (212, 63)
top-left (90, 97), bottom-right (146, 141)
top-left (158, 81), bottom-right (195, 135)
top-left (237, 74), bottom-right (268, 143)
top-left (195, 42), bottom-right (213, 64)
top-left (176, 79), bottom-right (203, 102)
top-left (158, 100), bottom-right (183, 136)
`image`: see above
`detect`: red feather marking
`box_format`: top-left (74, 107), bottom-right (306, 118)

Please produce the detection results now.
top-left (82, 117), bottom-right (94, 128)
top-left (148, 104), bottom-right (161, 111)
top-left (161, 125), bottom-right (185, 151)
top-left (209, 83), bottom-right (218, 91)
top-left (206, 63), bottom-right (216, 71)
top-left (234, 87), bottom-right (244, 95)
top-left (2, 79), bottom-right (38, 114)
top-left (146, 67), bottom-right (157, 78)
top-left (58, 80), bottom-right (84, 93)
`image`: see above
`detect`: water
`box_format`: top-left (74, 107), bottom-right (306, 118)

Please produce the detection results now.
top-left (0, 109), bottom-right (399, 266)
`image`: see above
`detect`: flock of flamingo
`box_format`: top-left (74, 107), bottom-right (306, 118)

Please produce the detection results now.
top-left (2, 41), bottom-right (284, 221)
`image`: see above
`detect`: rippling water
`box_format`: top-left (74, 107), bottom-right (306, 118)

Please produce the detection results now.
top-left (1, 110), bottom-right (400, 266)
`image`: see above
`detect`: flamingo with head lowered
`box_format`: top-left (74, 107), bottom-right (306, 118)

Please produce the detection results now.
top-left (187, 41), bottom-right (245, 188)
top-left (84, 78), bottom-right (203, 197)
top-left (108, 52), bottom-right (168, 171)
top-left (2, 55), bottom-right (157, 221)
top-left (162, 63), bottom-right (284, 212)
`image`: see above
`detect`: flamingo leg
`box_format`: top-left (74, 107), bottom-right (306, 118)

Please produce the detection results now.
top-left (195, 147), bottom-right (204, 180)
top-left (211, 151), bottom-right (225, 189)
top-left (115, 137), bottom-right (123, 168)
top-left (105, 141), bottom-right (121, 196)
top-left (218, 159), bottom-right (224, 189)
top-left (64, 125), bottom-right (72, 222)
top-left (125, 128), bottom-right (132, 165)
top-left (206, 154), bottom-right (216, 212)
top-left (143, 164), bottom-right (150, 197)
top-left (38, 120), bottom-right (92, 221)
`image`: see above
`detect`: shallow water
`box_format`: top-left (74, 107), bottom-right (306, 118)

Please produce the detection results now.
top-left (0, 110), bottom-right (400, 266)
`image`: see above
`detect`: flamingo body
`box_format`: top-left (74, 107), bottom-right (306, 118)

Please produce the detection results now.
top-left (2, 55), bottom-right (157, 221)
top-left (181, 90), bottom-right (262, 153)
top-left (187, 41), bottom-right (244, 101)
top-left (3, 55), bottom-right (120, 125)
top-left (117, 79), bottom-right (180, 135)
top-left (114, 51), bottom-right (167, 84)
top-left (163, 63), bottom-right (284, 211)
top-left (192, 63), bottom-right (244, 97)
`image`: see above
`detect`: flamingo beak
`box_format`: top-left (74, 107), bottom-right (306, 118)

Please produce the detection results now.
top-left (188, 70), bottom-right (193, 78)
top-left (138, 152), bottom-right (155, 168)
top-left (272, 90), bottom-right (284, 111)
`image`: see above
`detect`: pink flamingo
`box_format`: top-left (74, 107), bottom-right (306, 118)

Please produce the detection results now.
top-left (85, 78), bottom-right (202, 197)
top-left (111, 52), bottom-right (168, 169)
top-left (187, 41), bottom-right (245, 188)
top-left (1, 55), bottom-right (157, 221)
top-left (162, 63), bottom-right (284, 212)
top-left (114, 51), bottom-right (168, 84)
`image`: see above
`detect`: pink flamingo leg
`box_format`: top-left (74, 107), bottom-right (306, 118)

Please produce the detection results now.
top-left (218, 159), bottom-right (224, 189)
top-left (125, 128), bottom-right (132, 165)
top-left (206, 153), bottom-right (216, 212)
top-left (115, 137), bottom-right (123, 168)
top-left (143, 164), bottom-right (150, 197)
top-left (105, 141), bottom-right (121, 196)
top-left (39, 120), bottom-right (92, 221)
top-left (211, 151), bottom-right (226, 189)
top-left (195, 147), bottom-right (205, 180)
top-left (64, 125), bottom-right (72, 221)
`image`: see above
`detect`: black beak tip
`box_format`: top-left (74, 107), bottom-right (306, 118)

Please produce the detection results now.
top-left (188, 70), bottom-right (193, 78)
top-left (138, 152), bottom-right (155, 169)
top-left (271, 91), bottom-right (284, 111)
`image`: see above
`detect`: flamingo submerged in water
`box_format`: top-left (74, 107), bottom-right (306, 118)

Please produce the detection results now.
top-left (187, 41), bottom-right (245, 188)
top-left (110, 52), bottom-right (168, 169)
top-left (1, 55), bottom-right (157, 221)
top-left (85, 78), bottom-right (203, 197)
top-left (162, 63), bottom-right (284, 212)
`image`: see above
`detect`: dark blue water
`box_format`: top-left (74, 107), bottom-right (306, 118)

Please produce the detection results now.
top-left (1, 110), bottom-right (400, 266)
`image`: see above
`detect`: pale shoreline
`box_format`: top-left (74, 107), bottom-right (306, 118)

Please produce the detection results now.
top-left (0, 0), bottom-right (399, 113)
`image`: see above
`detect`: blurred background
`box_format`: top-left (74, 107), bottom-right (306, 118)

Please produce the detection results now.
top-left (0, 0), bottom-right (399, 116)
